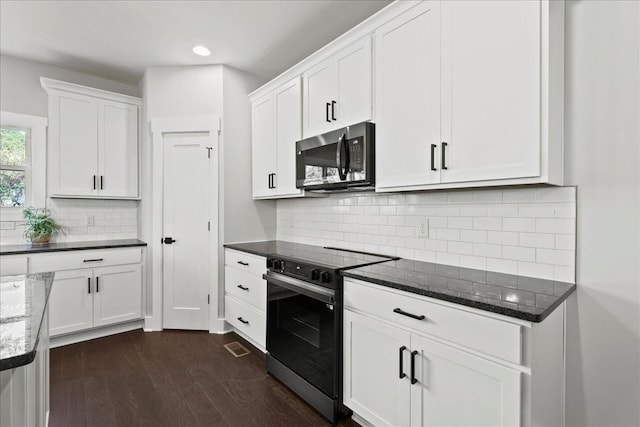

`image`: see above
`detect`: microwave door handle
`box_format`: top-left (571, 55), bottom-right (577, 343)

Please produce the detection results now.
top-left (336, 134), bottom-right (346, 180)
top-left (343, 135), bottom-right (350, 179)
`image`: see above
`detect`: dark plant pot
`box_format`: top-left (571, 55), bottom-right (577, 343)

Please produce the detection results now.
top-left (30, 234), bottom-right (51, 245)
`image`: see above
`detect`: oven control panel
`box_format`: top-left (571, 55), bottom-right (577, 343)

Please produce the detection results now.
top-left (267, 258), bottom-right (336, 288)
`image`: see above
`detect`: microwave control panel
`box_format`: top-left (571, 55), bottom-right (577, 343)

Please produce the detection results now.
top-left (348, 136), bottom-right (364, 172)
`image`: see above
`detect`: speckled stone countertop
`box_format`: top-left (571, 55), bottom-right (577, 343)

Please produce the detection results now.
top-left (343, 259), bottom-right (575, 322)
top-left (224, 240), bottom-right (282, 257)
top-left (0, 239), bottom-right (147, 256)
top-left (0, 272), bottom-right (54, 370)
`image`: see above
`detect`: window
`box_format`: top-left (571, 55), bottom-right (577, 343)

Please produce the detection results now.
top-left (0, 126), bottom-right (30, 207)
top-left (0, 111), bottom-right (47, 220)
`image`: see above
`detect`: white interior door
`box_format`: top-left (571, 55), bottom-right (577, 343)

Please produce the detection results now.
top-left (162, 131), bottom-right (213, 330)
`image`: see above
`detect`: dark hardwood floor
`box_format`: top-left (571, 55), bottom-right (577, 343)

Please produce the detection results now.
top-left (49, 330), bottom-right (359, 427)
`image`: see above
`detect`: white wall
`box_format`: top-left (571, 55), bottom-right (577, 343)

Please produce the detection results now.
top-left (141, 65), bottom-right (276, 329)
top-left (0, 54), bottom-right (139, 245)
top-left (0, 54), bottom-right (139, 117)
top-left (222, 66), bottom-right (277, 244)
top-left (564, 1), bottom-right (640, 426)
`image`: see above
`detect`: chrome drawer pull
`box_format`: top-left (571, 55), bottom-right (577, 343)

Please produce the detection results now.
top-left (393, 308), bottom-right (426, 321)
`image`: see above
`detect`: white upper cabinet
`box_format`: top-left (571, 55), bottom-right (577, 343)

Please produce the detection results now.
top-left (251, 93), bottom-right (277, 198)
top-left (375, 0), bottom-right (563, 192)
top-left (42, 78), bottom-right (141, 199)
top-left (251, 77), bottom-right (304, 199)
top-left (439, 0), bottom-right (541, 184)
top-left (249, 0), bottom-right (563, 194)
top-left (375, 1), bottom-right (442, 189)
top-left (303, 37), bottom-right (372, 138)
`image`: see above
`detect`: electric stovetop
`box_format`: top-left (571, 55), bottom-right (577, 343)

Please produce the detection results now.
top-left (267, 242), bottom-right (398, 271)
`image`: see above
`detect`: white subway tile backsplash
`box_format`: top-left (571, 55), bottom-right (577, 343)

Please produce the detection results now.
top-left (536, 248), bottom-right (575, 266)
top-left (460, 230), bottom-right (488, 243)
top-left (0, 199), bottom-right (138, 245)
top-left (555, 234), bottom-right (576, 251)
top-left (503, 217), bottom-right (536, 232)
top-left (503, 246), bottom-right (536, 262)
top-left (519, 232), bottom-right (555, 249)
top-left (473, 217), bottom-right (502, 231)
top-left (488, 231), bottom-right (519, 246)
top-left (277, 187), bottom-right (576, 283)
top-left (536, 218), bottom-right (576, 234)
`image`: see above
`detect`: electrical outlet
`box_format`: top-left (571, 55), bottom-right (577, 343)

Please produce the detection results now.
top-left (417, 219), bottom-right (429, 238)
top-left (86, 215), bottom-right (95, 226)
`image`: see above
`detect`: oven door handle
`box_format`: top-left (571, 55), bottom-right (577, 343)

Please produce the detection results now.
top-left (263, 271), bottom-right (335, 305)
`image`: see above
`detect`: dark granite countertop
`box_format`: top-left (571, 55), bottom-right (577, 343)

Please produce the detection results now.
top-left (343, 259), bottom-right (576, 323)
top-left (0, 239), bottom-right (147, 256)
top-left (1, 272), bottom-right (54, 371)
top-left (224, 240), bottom-right (281, 257)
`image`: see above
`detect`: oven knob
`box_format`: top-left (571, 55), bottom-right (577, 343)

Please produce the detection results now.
top-left (310, 269), bottom-right (320, 280)
top-left (274, 260), bottom-right (284, 270)
top-left (320, 271), bottom-right (331, 283)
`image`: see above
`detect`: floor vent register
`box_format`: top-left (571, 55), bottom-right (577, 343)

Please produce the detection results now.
top-left (223, 341), bottom-right (251, 358)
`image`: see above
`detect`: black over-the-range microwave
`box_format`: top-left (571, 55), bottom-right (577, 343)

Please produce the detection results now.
top-left (295, 121), bottom-right (375, 191)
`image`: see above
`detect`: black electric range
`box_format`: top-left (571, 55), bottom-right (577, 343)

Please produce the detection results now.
top-left (263, 244), bottom-right (397, 424)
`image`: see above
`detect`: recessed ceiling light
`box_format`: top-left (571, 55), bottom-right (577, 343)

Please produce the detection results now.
top-left (193, 45), bottom-right (211, 56)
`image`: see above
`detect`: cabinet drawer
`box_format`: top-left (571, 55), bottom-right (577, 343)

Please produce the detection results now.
top-left (29, 248), bottom-right (142, 273)
top-left (225, 249), bottom-right (266, 277)
top-left (224, 266), bottom-right (266, 313)
top-left (0, 256), bottom-right (28, 275)
top-left (344, 279), bottom-right (522, 364)
top-left (225, 296), bottom-right (266, 348)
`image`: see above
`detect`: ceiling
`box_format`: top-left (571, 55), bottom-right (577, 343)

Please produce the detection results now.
top-left (0, 0), bottom-right (392, 86)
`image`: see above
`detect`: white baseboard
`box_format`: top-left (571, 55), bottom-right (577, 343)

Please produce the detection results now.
top-left (50, 320), bottom-right (144, 348)
top-left (351, 412), bottom-right (373, 427)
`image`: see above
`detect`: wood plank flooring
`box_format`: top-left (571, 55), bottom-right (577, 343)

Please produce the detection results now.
top-left (49, 330), bottom-right (359, 427)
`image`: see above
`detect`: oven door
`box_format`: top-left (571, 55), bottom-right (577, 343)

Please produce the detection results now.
top-left (265, 271), bottom-right (340, 398)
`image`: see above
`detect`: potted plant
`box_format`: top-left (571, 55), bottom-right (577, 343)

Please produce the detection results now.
top-left (22, 207), bottom-right (63, 245)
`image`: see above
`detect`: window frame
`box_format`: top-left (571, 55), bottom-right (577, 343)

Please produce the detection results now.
top-left (0, 125), bottom-right (31, 208)
top-left (0, 111), bottom-right (47, 221)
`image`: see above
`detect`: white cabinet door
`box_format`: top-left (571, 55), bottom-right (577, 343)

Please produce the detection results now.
top-left (93, 264), bottom-right (142, 328)
top-left (335, 37), bottom-right (372, 128)
top-left (343, 310), bottom-right (411, 427)
top-left (274, 77), bottom-right (303, 197)
top-left (410, 334), bottom-right (521, 427)
top-left (98, 100), bottom-right (139, 198)
top-left (303, 37), bottom-right (373, 138)
top-left (375, 1), bottom-right (442, 190)
top-left (303, 58), bottom-right (336, 138)
top-left (48, 91), bottom-right (98, 196)
top-left (252, 94), bottom-right (276, 198)
top-left (48, 269), bottom-right (93, 337)
top-left (440, 0), bottom-right (541, 183)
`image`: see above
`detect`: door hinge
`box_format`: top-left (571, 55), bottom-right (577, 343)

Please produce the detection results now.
top-left (207, 294), bottom-right (210, 305)
top-left (206, 147), bottom-right (213, 158)
top-left (207, 221), bottom-right (210, 231)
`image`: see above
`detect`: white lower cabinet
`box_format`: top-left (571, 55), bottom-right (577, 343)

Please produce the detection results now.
top-left (224, 249), bottom-right (267, 350)
top-left (344, 278), bottom-right (566, 427)
top-left (49, 264), bottom-right (142, 337)
top-left (344, 310), bottom-right (519, 427)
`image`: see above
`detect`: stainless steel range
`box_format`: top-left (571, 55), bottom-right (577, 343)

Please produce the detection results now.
top-left (263, 244), bottom-right (396, 423)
